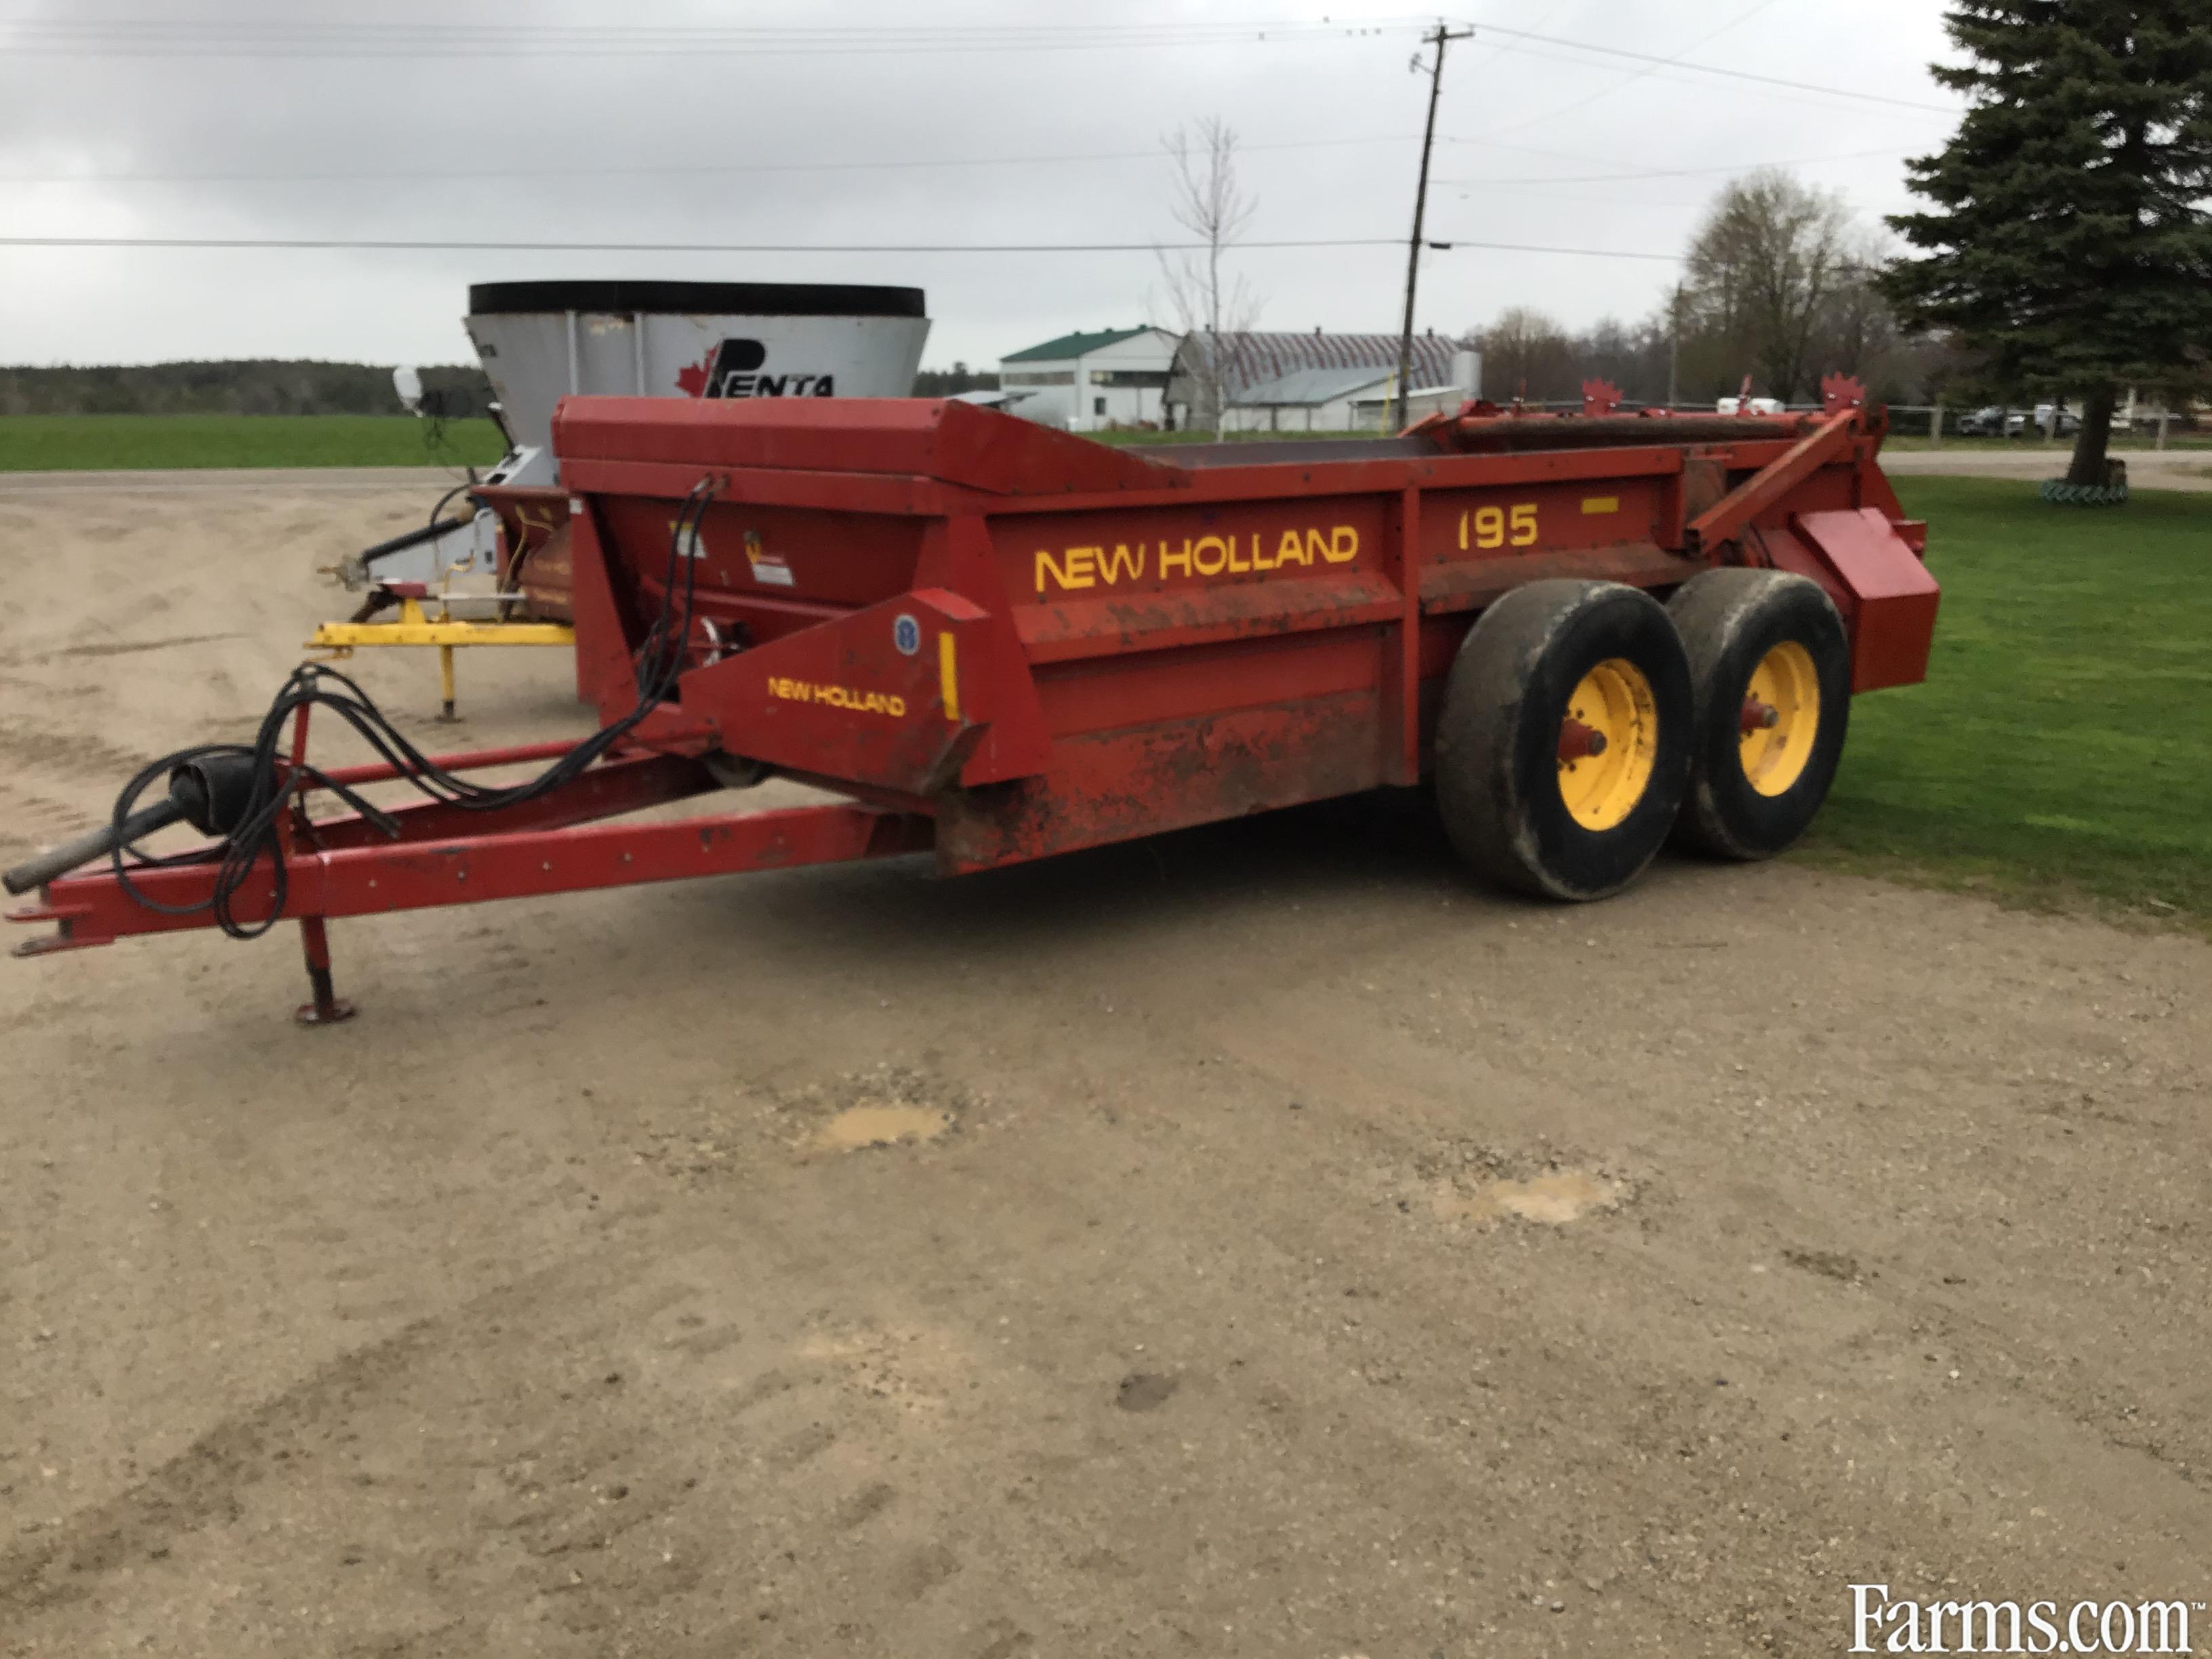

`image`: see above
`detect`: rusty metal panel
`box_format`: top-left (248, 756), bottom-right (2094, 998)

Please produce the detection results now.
top-left (933, 689), bottom-right (1387, 872)
top-left (1031, 629), bottom-right (1390, 739)
top-left (1015, 573), bottom-right (1399, 663)
top-left (1418, 542), bottom-right (1693, 615)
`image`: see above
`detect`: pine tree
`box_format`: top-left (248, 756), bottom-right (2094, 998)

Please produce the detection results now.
top-left (1881, 1), bottom-right (2212, 487)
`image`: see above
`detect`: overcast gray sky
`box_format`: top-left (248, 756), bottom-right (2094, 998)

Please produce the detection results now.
top-left (1, 1), bottom-right (1966, 371)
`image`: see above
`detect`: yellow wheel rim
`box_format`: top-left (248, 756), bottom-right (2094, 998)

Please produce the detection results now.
top-left (1555, 657), bottom-right (1658, 832)
top-left (1738, 641), bottom-right (1821, 798)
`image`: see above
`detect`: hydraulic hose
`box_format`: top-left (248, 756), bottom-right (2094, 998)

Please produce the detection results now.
top-left (6, 476), bottom-right (719, 933)
top-left (0, 750), bottom-right (263, 896)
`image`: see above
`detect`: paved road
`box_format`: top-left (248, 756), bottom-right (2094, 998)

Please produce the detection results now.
top-left (0, 466), bottom-right (465, 495)
top-left (1881, 447), bottom-right (2212, 489)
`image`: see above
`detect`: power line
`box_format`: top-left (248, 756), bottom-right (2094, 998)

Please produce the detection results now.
top-left (0, 12), bottom-right (1959, 118)
top-left (0, 232), bottom-right (1684, 262)
top-left (0, 16), bottom-right (1443, 57)
top-left (1467, 37), bottom-right (1948, 121)
top-left (1464, 21), bottom-right (1957, 115)
top-left (0, 139), bottom-right (1917, 192)
top-left (1434, 146), bottom-right (1912, 190)
top-left (0, 134), bottom-right (1425, 187)
top-left (1467, 0), bottom-right (1781, 139)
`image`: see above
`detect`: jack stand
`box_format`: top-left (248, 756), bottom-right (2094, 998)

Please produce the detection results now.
top-left (294, 916), bottom-right (357, 1027)
top-left (281, 705), bottom-right (356, 1025)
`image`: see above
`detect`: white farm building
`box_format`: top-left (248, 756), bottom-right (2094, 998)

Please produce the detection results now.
top-left (1166, 331), bottom-right (1481, 433)
top-left (996, 326), bottom-right (1178, 432)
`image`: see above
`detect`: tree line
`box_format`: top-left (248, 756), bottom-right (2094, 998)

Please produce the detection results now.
top-left (1469, 169), bottom-right (1933, 409)
top-left (2, 359), bottom-right (1005, 414)
top-left (1471, 0), bottom-right (2212, 497)
top-left (911, 363), bottom-right (999, 396)
top-left (0, 361), bottom-right (495, 418)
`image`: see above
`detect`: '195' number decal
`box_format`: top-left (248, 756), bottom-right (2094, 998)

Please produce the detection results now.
top-left (1458, 504), bottom-right (1538, 550)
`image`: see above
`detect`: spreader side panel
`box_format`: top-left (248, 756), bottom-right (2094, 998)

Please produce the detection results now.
top-left (933, 688), bottom-right (1387, 873)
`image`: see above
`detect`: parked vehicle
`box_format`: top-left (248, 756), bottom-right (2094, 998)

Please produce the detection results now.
top-left (1956, 406), bottom-right (2028, 437)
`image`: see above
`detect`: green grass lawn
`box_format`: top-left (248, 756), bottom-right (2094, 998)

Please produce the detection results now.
top-left (0, 414), bottom-right (508, 471)
top-left (1795, 476), bottom-right (2211, 931)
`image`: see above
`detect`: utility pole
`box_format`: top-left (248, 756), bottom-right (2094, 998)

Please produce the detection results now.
top-left (1394, 21), bottom-right (1472, 431)
top-left (1665, 283), bottom-right (1683, 409)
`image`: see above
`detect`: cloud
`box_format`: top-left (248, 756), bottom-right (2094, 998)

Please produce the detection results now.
top-left (0, 0), bottom-right (1959, 371)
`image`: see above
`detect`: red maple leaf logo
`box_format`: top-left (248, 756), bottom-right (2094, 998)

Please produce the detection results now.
top-left (675, 352), bottom-right (711, 398)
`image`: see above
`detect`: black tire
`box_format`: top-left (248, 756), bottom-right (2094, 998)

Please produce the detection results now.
top-left (1666, 568), bottom-right (1851, 860)
top-left (1434, 579), bottom-right (1693, 901)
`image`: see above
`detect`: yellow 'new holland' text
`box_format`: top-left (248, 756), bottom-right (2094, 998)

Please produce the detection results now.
top-left (1034, 525), bottom-right (1359, 594)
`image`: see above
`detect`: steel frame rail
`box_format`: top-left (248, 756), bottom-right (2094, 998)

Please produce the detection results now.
top-left (6, 715), bottom-right (933, 1023)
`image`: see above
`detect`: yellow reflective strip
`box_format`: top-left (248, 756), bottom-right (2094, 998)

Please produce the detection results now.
top-left (939, 631), bottom-right (961, 722)
top-left (1581, 495), bottom-right (1620, 515)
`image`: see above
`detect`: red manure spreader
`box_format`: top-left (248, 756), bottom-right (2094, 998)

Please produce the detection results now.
top-left (7, 379), bottom-right (1937, 1021)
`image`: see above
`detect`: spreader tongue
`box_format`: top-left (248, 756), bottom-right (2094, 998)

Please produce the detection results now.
top-left (1, 753), bottom-right (260, 895)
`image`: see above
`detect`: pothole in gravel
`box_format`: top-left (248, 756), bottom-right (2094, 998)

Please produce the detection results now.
top-left (815, 1103), bottom-right (954, 1153)
top-left (1404, 1144), bottom-right (1629, 1228)
top-left (795, 1065), bottom-right (972, 1157)
top-left (1481, 1170), bottom-right (1620, 1223)
top-left (632, 1063), bottom-right (977, 1178)
top-left (1115, 1372), bottom-right (1179, 1412)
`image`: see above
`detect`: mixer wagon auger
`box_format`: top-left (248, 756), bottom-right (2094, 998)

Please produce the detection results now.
top-left (5, 379), bottom-right (1938, 1023)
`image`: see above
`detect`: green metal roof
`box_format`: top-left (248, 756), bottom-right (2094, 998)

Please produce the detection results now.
top-left (1001, 327), bottom-right (1154, 363)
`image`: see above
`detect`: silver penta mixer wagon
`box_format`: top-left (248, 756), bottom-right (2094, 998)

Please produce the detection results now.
top-left (345, 279), bottom-right (930, 593)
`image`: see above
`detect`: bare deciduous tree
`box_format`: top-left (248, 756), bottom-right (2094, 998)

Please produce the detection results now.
top-left (1155, 119), bottom-right (1261, 437)
top-left (1679, 169), bottom-right (1854, 403)
top-left (1479, 306), bottom-right (1578, 403)
top-left (1809, 228), bottom-right (1904, 390)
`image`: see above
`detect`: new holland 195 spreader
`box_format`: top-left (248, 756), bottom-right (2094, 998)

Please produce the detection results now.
top-left (6, 380), bottom-right (1937, 1022)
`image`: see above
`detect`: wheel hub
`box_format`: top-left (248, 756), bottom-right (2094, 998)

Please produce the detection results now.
top-left (1738, 642), bottom-right (1820, 796)
top-left (1555, 658), bottom-right (1658, 832)
top-left (1557, 718), bottom-right (1610, 761)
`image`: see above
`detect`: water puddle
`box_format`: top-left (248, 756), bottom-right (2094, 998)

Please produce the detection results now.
top-left (815, 1103), bottom-right (954, 1153)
